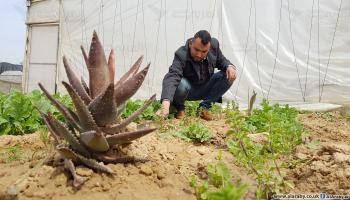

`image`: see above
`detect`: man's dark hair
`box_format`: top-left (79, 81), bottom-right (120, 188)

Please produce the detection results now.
top-left (193, 30), bottom-right (211, 45)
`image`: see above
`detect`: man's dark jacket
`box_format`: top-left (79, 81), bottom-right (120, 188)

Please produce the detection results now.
top-left (161, 38), bottom-right (235, 102)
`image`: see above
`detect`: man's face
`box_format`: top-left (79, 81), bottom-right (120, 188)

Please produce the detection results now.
top-left (189, 38), bottom-right (211, 62)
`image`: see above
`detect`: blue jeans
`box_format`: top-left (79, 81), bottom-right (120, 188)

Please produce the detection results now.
top-left (172, 71), bottom-right (233, 111)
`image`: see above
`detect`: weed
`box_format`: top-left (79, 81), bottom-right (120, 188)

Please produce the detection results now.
top-left (185, 101), bottom-right (201, 117)
top-left (207, 162), bottom-right (232, 187)
top-left (157, 117), bottom-right (212, 143)
top-left (38, 127), bottom-right (51, 148)
top-left (176, 121), bottom-right (213, 143)
top-left (316, 112), bottom-right (336, 122)
top-left (156, 117), bottom-right (179, 139)
top-left (306, 139), bottom-right (321, 150)
top-left (281, 158), bottom-right (312, 169)
top-left (6, 145), bottom-right (23, 162)
top-left (225, 101), bottom-right (239, 112)
top-left (210, 103), bottom-right (225, 119)
top-left (191, 160), bottom-right (248, 200)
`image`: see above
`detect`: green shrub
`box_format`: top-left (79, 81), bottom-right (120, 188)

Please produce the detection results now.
top-left (177, 121), bottom-right (213, 143)
top-left (0, 90), bottom-right (73, 135)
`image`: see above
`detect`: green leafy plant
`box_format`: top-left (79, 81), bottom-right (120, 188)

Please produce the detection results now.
top-left (0, 90), bottom-right (41, 135)
top-left (0, 90), bottom-right (73, 136)
top-left (246, 100), bottom-right (303, 154)
top-left (191, 161), bottom-right (248, 200)
top-left (121, 99), bottom-right (161, 121)
top-left (207, 162), bottom-right (232, 187)
top-left (281, 158), bottom-right (312, 169)
top-left (176, 121), bottom-right (213, 143)
top-left (226, 99), bottom-right (302, 199)
top-left (185, 101), bottom-right (201, 117)
top-left (207, 183), bottom-right (249, 200)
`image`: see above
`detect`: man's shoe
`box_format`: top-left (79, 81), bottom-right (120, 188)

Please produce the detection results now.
top-left (175, 111), bottom-right (186, 119)
top-left (199, 108), bottom-right (213, 121)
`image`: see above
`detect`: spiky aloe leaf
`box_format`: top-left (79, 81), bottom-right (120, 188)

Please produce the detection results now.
top-left (62, 81), bottom-right (98, 132)
top-left (114, 64), bottom-right (150, 105)
top-left (80, 130), bottom-right (109, 152)
top-left (102, 94), bottom-right (156, 134)
top-left (93, 154), bottom-right (148, 164)
top-left (106, 127), bottom-right (156, 146)
top-left (38, 83), bottom-right (82, 131)
top-left (64, 159), bottom-right (88, 188)
top-left (57, 145), bottom-right (113, 174)
top-left (107, 49), bottom-right (115, 83)
top-left (88, 83), bottom-right (117, 126)
top-left (63, 56), bottom-right (91, 105)
top-left (81, 77), bottom-right (90, 96)
top-left (43, 113), bottom-right (91, 158)
top-left (115, 55), bottom-right (143, 88)
top-left (87, 31), bottom-right (110, 98)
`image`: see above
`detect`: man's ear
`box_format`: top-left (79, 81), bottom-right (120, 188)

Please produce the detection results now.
top-left (189, 39), bottom-right (193, 48)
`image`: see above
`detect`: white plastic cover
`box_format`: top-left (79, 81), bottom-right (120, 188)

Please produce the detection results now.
top-left (27, 0), bottom-right (350, 106)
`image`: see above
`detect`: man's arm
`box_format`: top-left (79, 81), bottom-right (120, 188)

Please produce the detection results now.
top-left (160, 54), bottom-right (184, 102)
top-left (216, 46), bottom-right (236, 72)
top-left (157, 54), bottom-right (184, 117)
top-left (212, 39), bottom-right (237, 82)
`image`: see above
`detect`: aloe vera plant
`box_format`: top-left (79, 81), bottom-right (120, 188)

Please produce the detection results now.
top-left (38, 31), bottom-right (156, 187)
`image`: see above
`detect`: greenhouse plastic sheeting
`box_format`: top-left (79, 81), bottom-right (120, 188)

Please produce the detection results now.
top-left (26, 0), bottom-right (350, 106)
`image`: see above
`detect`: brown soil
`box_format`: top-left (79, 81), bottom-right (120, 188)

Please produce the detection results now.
top-left (0, 112), bottom-right (349, 199)
top-left (0, 117), bottom-right (255, 200)
top-left (287, 112), bottom-right (350, 195)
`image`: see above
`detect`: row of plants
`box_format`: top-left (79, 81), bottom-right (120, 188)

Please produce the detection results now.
top-left (161, 99), bottom-right (304, 199)
top-left (226, 100), bottom-right (304, 199)
top-left (0, 90), bottom-right (161, 136)
top-left (0, 90), bottom-right (73, 135)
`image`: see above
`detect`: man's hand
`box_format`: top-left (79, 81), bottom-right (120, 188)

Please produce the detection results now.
top-left (226, 65), bottom-right (236, 83)
top-left (156, 100), bottom-right (170, 118)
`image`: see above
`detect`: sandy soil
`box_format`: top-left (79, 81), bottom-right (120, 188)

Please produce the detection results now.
top-left (0, 118), bottom-right (255, 200)
top-left (0, 111), bottom-right (349, 199)
top-left (287, 112), bottom-right (350, 195)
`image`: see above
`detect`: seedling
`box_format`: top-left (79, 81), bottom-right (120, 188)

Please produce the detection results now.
top-left (190, 160), bottom-right (248, 200)
top-left (6, 145), bottom-right (23, 162)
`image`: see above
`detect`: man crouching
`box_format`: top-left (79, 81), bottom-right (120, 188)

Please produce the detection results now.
top-left (157, 30), bottom-right (237, 120)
